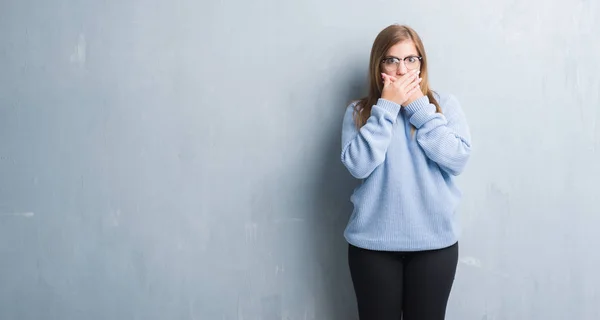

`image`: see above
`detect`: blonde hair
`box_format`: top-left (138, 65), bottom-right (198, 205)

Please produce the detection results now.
top-left (354, 24), bottom-right (442, 130)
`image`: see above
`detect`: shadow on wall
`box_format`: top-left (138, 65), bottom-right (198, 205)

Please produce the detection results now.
top-left (309, 67), bottom-right (367, 320)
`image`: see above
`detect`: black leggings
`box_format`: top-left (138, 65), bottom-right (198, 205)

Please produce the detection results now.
top-left (348, 242), bottom-right (458, 320)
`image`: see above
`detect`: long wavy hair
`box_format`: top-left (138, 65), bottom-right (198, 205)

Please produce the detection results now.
top-left (354, 24), bottom-right (441, 130)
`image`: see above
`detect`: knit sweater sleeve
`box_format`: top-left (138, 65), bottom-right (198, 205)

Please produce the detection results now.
top-left (404, 94), bottom-right (472, 176)
top-left (341, 99), bottom-right (401, 179)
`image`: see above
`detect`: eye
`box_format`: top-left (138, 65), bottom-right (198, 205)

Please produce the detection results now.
top-left (406, 56), bottom-right (419, 63)
top-left (383, 57), bottom-right (399, 65)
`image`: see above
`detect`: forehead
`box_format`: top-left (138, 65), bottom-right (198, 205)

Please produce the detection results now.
top-left (386, 40), bottom-right (418, 57)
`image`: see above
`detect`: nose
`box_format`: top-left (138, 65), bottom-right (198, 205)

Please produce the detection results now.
top-left (396, 61), bottom-right (408, 76)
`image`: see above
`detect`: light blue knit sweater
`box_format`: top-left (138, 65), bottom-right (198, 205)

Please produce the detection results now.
top-left (340, 92), bottom-right (471, 251)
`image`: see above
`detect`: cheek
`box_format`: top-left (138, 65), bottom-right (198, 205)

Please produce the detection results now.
top-left (383, 70), bottom-right (395, 76)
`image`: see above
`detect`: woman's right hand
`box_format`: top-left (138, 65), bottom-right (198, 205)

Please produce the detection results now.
top-left (381, 70), bottom-right (422, 106)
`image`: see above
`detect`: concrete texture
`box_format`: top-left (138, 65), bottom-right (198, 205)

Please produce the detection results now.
top-left (1, 0), bottom-right (599, 319)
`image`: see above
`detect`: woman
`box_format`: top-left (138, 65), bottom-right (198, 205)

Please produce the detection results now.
top-left (340, 24), bottom-right (472, 320)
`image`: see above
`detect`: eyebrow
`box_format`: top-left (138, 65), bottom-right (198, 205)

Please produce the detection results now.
top-left (383, 55), bottom-right (419, 59)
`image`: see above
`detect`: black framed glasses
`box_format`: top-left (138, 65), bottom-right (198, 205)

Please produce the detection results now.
top-left (381, 55), bottom-right (422, 71)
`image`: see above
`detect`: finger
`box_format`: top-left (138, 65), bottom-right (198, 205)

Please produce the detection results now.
top-left (399, 70), bottom-right (420, 87)
top-left (400, 75), bottom-right (421, 90)
top-left (381, 73), bottom-right (397, 84)
top-left (405, 88), bottom-right (417, 99)
top-left (411, 79), bottom-right (422, 90)
top-left (381, 73), bottom-right (391, 87)
top-left (400, 69), bottom-right (419, 81)
top-left (406, 82), bottom-right (422, 95)
top-left (407, 85), bottom-right (418, 95)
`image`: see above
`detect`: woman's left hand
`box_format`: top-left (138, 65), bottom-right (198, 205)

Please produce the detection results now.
top-left (386, 75), bottom-right (424, 106)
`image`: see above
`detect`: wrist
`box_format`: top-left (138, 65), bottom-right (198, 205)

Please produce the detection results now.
top-left (375, 98), bottom-right (402, 115)
top-left (404, 95), bottom-right (432, 118)
top-left (402, 92), bottom-right (425, 107)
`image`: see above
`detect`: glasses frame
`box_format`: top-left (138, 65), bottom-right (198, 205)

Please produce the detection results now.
top-left (381, 55), bottom-right (423, 71)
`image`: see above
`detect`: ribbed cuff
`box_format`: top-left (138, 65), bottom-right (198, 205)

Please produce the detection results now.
top-left (374, 98), bottom-right (401, 116)
top-left (404, 96), bottom-right (436, 128)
